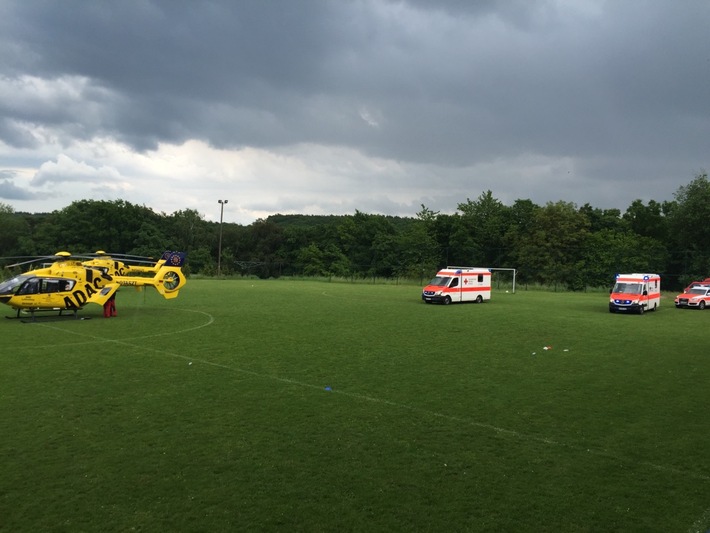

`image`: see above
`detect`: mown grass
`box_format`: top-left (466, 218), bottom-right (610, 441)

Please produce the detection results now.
top-left (1, 280), bottom-right (708, 532)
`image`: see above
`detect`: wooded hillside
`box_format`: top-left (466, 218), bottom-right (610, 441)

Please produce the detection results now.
top-left (2, 173), bottom-right (709, 291)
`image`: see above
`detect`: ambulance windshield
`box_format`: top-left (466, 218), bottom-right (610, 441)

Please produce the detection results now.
top-left (613, 282), bottom-right (642, 295)
top-left (428, 276), bottom-right (451, 287)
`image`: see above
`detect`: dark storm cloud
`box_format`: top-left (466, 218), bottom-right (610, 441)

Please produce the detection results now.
top-left (4, 1), bottom-right (707, 159)
top-left (0, 0), bottom-right (708, 218)
top-left (1, 1), bottom-right (338, 149)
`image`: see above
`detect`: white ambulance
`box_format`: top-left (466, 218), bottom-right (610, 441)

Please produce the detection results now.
top-left (609, 273), bottom-right (661, 314)
top-left (422, 267), bottom-right (491, 305)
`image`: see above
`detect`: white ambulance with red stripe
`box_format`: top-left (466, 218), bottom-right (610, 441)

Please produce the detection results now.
top-left (422, 267), bottom-right (491, 305)
top-left (609, 273), bottom-right (661, 314)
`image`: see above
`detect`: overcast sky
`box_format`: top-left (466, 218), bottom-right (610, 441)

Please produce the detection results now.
top-left (1, 1), bottom-right (708, 224)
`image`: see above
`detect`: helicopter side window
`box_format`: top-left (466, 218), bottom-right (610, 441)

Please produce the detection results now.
top-left (41, 279), bottom-right (61, 293)
top-left (18, 278), bottom-right (41, 295)
top-left (63, 280), bottom-right (75, 291)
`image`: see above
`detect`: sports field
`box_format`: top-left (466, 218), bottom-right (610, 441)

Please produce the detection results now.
top-left (1, 279), bottom-right (709, 532)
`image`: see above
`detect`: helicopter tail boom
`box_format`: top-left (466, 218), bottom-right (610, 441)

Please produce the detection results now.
top-left (115, 264), bottom-right (186, 299)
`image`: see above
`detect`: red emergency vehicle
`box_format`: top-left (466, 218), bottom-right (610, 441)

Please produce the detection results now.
top-left (674, 285), bottom-right (710, 309)
top-left (609, 273), bottom-right (660, 314)
top-left (422, 267), bottom-right (491, 305)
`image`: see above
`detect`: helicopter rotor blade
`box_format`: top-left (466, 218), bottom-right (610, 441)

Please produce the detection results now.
top-left (81, 254), bottom-right (159, 266)
top-left (84, 251), bottom-right (159, 261)
top-left (5, 256), bottom-right (58, 268)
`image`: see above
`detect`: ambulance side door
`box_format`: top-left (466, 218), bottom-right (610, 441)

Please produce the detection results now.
top-left (448, 275), bottom-right (461, 302)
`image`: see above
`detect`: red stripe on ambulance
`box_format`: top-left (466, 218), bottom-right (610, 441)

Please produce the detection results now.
top-left (422, 267), bottom-right (492, 305)
top-left (609, 273), bottom-right (660, 314)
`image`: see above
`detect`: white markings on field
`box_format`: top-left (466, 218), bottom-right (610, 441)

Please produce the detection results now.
top-left (687, 507), bottom-right (710, 533)
top-left (32, 308), bottom-right (214, 348)
top-left (99, 335), bottom-right (710, 485)
top-left (286, 379), bottom-right (709, 483)
top-left (34, 308), bottom-right (710, 487)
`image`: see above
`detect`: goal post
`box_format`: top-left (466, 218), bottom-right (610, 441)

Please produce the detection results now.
top-left (489, 267), bottom-right (517, 294)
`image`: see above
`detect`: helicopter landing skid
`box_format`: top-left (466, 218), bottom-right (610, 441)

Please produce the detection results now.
top-left (7, 308), bottom-right (83, 322)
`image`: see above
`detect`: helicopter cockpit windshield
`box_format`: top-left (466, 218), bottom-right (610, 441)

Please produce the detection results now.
top-left (0, 274), bottom-right (34, 296)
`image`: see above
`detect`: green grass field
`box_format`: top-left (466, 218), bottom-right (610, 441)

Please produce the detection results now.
top-left (1, 280), bottom-right (709, 532)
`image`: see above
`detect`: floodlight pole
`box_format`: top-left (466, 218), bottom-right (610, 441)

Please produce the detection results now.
top-left (217, 199), bottom-right (228, 277)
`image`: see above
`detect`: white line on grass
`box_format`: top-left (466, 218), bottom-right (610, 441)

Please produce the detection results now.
top-left (31, 308), bottom-right (215, 348)
top-left (36, 314), bottom-right (710, 485)
top-left (310, 384), bottom-right (710, 483)
top-left (687, 507), bottom-right (710, 533)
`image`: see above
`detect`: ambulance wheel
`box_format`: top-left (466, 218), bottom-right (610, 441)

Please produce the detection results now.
top-left (699, 301), bottom-right (706, 310)
top-left (476, 295), bottom-right (483, 303)
top-left (443, 296), bottom-right (452, 305)
top-left (638, 306), bottom-right (644, 315)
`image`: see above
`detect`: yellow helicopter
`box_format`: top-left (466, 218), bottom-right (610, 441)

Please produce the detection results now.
top-left (81, 250), bottom-right (179, 277)
top-left (0, 251), bottom-right (187, 321)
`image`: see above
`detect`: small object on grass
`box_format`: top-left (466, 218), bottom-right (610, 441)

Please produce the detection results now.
top-left (324, 386), bottom-right (332, 391)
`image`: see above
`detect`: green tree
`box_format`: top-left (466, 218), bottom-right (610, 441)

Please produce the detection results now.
top-left (185, 246), bottom-right (215, 276)
top-left (337, 211), bottom-right (397, 278)
top-left (168, 209), bottom-right (211, 255)
top-left (295, 243), bottom-right (349, 277)
top-left (622, 199), bottom-right (671, 242)
top-left (582, 229), bottom-right (668, 288)
top-left (130, 220), bottom-right (169, 257)
top-left (455, 190), bottom-right (510, 266)
top-left (46, 199), bottom-right (164, 253)
top-left (580, 204), bottom-right (626, 233)
top-left (296, 243), bottom-right (326, 276)
top-left (667, 172), bottom-right (710, 281)
top-left (393, 206), bottom-right (440, 280)
top-left (427, 213), bottom-right (460, 267)
top-left (237, 219), bottom-right (286, 277)
top-left (502, 199), bottom-right (540, 271)
top-left (512, 201), bottom-right (590, 289)
top-left (0, 203), bottom-right (31, 257)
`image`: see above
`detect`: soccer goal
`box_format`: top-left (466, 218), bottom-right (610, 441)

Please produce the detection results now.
top-left (490, 267), bottom-right (517, 293)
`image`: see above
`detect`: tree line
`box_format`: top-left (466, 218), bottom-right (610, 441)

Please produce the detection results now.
top-left (1, 172), bottom-right (709, 291)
